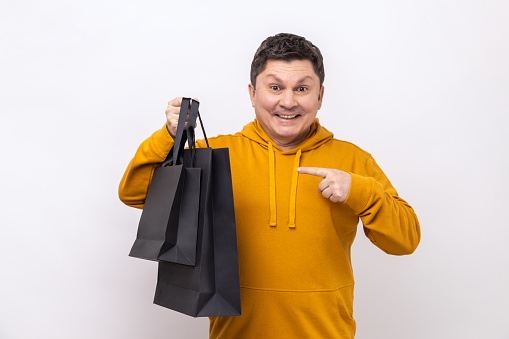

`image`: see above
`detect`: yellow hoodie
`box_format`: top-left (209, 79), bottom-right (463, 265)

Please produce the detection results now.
top-left (119, 118), bottom-right (421, 339)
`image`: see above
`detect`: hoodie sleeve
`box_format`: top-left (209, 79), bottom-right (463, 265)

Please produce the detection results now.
top-left (343, 156), bottom-right (421, 255)
top-left (118, 125), bottom-right (175, 209)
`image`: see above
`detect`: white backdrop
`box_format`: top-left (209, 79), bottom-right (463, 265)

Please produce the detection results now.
top-left (1, 0), bottom-right (508, 338)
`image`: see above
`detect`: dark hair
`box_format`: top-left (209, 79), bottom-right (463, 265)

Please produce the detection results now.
top-left (250, 33), bottom-right (325, 88)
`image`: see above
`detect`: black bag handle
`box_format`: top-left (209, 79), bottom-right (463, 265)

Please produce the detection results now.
top-left (172, 98), bottom-right (191, 165)
top-left (198, 112), bottom-right (209, 148)
top-left (186, 99), bottom-right (209, 148)
top-left (187, 100), bottom-right (199, 149)
top-left (161, 98), bottom-right (209, 167)
top-left (186, 100), bottom-right (198, 166)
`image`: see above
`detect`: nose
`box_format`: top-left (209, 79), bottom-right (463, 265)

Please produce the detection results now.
top-left (279, 89), bottom-right (297, 110)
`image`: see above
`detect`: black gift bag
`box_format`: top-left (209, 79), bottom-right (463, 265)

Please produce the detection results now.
top-left (129, 98), bottom-right (201, 266)
top-left (154, 146), bottom-right (241, 317)
top-left (154, 100), bottom-right (241, 317)
top-left (131, 98), bottom-right (241, 317)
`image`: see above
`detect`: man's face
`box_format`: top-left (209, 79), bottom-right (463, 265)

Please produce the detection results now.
top-left (248, 59), bottom-right (324, 150)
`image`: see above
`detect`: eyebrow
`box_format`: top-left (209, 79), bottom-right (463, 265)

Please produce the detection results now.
top-left (266, 74), bottom-right (314, 84)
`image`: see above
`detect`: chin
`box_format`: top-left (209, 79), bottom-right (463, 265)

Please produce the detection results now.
top-left (276, 123), bottom-right (306, 134)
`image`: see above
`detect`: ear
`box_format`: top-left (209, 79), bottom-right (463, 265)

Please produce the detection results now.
top-left (317, 85), bottom-right (324, 110)
top-left (248, 83), bottom-right (256, 107)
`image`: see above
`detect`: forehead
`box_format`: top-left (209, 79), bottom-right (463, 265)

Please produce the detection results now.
top-left (259, 59), bottom-right (318, 82)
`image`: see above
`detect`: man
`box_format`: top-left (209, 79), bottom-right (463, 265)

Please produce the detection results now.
top-left (119, 33), bottom-right (420, 338)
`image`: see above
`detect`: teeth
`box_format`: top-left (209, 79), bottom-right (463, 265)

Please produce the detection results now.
top-left (277, 114), bottom-right (298, 119)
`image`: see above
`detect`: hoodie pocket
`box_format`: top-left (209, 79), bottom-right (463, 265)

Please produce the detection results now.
top-left (334, 284), bottom-right (356, 338)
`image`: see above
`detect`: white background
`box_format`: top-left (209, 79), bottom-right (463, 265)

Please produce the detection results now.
top-left (1, 0), bottom-right (508, 338)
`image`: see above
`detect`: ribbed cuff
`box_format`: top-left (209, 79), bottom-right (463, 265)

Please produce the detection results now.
top-left (343, 173), bottom-right (373, 215)
top-left (152, 124), bottom-right (175, 158)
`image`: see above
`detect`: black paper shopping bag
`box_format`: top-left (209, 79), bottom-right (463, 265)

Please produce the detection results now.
top-left (152, 100), bottom-right (241, 317)
top-left (129, 98), bottom-right (201, 266)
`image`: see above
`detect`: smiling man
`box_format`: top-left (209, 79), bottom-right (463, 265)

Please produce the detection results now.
top-left (248, 58), bottom-right (324, 151)
top-left (119, 33), bottom-right (421, 339)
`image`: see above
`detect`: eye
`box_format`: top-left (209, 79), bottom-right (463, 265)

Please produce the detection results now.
top-left (271, 85), bottom-right (280, 91)
top-left (297, 86), bottom-right (307, 92)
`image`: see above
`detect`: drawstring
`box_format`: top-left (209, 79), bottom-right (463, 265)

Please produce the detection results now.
top-left (267, 143), bottom-right (302, 228)
top-left (288, 149), bottom-right (302, 228)
top-left (268, 143), bottom-right (277, 227)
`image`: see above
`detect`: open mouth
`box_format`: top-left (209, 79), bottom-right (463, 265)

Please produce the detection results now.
top-left (276, 114), bottom-right (299, 120)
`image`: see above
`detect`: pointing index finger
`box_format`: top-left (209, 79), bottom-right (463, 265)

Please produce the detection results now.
top-left (297, 167), bottom-right (331, 178)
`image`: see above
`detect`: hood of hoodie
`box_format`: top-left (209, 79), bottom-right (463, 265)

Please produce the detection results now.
top-left (240, 118), bottom-right (334, 228)
top-left (240, 118), bottom-right (334, 154)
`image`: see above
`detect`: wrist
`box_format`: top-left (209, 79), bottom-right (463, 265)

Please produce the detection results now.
top-left (166, 123), bottom-right (175, 140)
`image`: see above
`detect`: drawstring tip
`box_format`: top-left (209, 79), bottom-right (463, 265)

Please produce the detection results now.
top-left (269, 222), bottom-right (277, 227)
top-left (288, 224), bottom-right (296, 228)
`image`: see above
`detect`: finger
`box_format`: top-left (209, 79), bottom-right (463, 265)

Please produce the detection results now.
top-left (166, 105), bottom-right (190, 119)
top-left (329, 194), bottom-right (343, 203)
top-left (165, 105), bottom-right (180, 116)
top-left (297, 167), bottom-right (332, 178)
top-left (192, 97), bottom-right (200, 102)
top-left (321, 186), bottom-right (333, 200)
top-left (168, 97), bottom-right (183, 108)
top-left (168, 116), bottom-right (179, 128)
top-left (317, 179), bottom-right (330, 193)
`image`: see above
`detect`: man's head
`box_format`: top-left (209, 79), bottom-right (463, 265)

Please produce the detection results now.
top-left (248, 33), bottom-right (325, 151)
top-left (250, 33), bottom-right (325, 89)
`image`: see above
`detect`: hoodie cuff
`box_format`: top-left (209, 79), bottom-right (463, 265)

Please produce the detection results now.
top-left (152, 124), bottom-right (175, 158)
top-left (343, 173), bottom-right (373, 215)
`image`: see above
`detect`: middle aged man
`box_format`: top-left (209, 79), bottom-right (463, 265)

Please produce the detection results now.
top-left (119, 33), bottom-right (421, 339)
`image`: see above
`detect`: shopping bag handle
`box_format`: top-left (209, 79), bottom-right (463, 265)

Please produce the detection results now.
top-left (186, 99), bottom-right (199, 166)
top-left (169, 97), bottom-right (190, 166)
top-left (185, 99), bottom-right (210, 164)
top-left (162, 98), bottom-right (209, 167)
top-left (186, 99), bottom-right (209, 147)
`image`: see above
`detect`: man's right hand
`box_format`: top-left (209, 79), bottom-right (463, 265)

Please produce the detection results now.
top-left (165, 97), bottom-right (199, 139)
top-left (165, 97), bottom-right (186, 139)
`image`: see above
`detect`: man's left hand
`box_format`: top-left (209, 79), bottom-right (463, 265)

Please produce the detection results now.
top-left (297, 167), bottom-right (352, 203)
